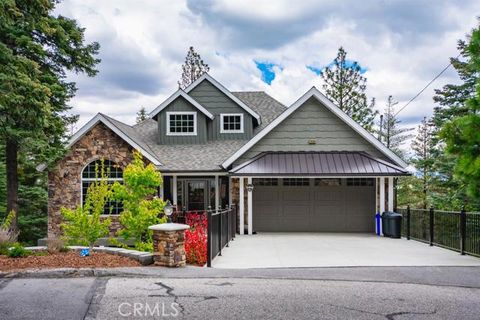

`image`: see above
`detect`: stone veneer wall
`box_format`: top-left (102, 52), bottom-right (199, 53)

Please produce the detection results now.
top-left (151, 228), bottom-right (187, 267)
top-left (47, 123), bottom-right (137, 238)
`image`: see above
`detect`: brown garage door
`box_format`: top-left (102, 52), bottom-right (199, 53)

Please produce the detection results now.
top-left (253, 178), bottom-right (375, 232)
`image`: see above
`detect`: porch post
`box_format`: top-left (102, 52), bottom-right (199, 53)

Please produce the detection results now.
top-left (215, 175), bottom-right (219, 212)
top-left (228, 176), bottom-right (232, 207)
top-left (388, 177), bottom-right (394, 211)
top-left (379, 177), bottom-right (385, 214)
top-left (239, 177), bottom-right (244, 235)
top-left (172, 175), bottom-right (177, 206)
top-left (159, 175), bottom-right (164, 199)
top-left (247, 177), bottom-right (253, 235)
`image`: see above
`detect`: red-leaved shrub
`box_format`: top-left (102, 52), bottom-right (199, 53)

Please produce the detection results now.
top-left (184, 212), bottom-right (207, 266)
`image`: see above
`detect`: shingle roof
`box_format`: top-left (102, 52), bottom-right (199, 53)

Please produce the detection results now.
top-left (101, 113), bottom-right (158, 159)
top-left (230, 152), bottom-right (409, 176)
top-left (232, 91), bottom-right (286, 133)
top-left (126, 91), bottom-right (287, 171)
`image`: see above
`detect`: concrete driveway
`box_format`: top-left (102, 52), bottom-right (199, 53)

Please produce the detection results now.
top-left (212, 233), bottom-right (480, 268)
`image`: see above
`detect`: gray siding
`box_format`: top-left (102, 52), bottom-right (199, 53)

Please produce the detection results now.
top-left (189, 80), bottom-right (254, 140)
top-left (235, 97), bottom-right (386, 165)
top-left (157, 96), bottom-right (208, 145)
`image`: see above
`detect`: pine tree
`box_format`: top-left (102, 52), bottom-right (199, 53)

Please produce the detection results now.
top-left (0, 1), bottom-right (99, 234)
top-left (432, 21), bottom-right (480, 210)
top-left (411, 117), bottom-right (435, 209)
top-left (178, 46), bottom-right (210, 89)
top-left (378, 95), bottom-right (414, 158)
top-left (322, 47), bottom-right (378, 132)
top-left (441, 24), bottom-right (480, 202)
top-left (136, 107), bottom-right (149, 123)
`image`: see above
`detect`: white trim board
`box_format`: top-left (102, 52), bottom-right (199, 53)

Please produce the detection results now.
top-left (149, 89), bottom-right (214, 120)
top-left (184, 73), bottom-right (261, 124)
top-left (37, 113), bottom-right (162, 171)
top-left (222, 87), bottom-right (408, 169)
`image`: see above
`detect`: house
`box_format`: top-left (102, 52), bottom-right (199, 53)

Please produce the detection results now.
top-left (45, 73), bottom-right (409, 238)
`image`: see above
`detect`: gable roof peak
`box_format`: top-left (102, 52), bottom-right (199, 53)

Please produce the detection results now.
top-left (37, 113), bottom-right (162, 172)
top-left (184, 73), bottom-right (262, 123)
top-left (222, 86), bottom-right (408, 169)
top-left (149, 89), bottom-right (214, 120)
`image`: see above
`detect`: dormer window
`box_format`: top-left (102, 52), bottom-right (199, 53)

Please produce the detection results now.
top-left (166, 112), bottom-right (197, 136)
top-left (220, 113), bottom-right (244, 133)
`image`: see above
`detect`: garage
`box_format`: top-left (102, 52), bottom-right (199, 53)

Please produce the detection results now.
top-left (253, 178), bottom-right (375, 232)
top-left (231, 151), bottom-right (409, 235)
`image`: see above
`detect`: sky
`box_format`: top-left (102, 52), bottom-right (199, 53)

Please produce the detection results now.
top-left (56, 0), bottom-right (480, 135)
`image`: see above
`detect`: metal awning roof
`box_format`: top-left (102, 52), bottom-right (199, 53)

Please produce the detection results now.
top-left (229, 152), bottom-right (409, 176)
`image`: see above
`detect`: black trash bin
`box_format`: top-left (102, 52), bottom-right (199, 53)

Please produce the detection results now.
top-left (382, 212), bottom-right (402, 238)
top-left (381, 212), bottom-right (392, 237)
top-left (388, 212), bottom-right (402, 238)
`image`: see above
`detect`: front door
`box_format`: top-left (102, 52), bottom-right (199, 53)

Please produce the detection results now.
top-left (186, 180), bottom-right (207, 211)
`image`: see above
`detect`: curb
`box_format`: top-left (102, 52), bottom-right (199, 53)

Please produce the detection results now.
top-left (0, 268), bottom-right (144, 279)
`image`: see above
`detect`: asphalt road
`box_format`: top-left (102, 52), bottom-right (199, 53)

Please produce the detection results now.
top-left (1, 267), bottom-right (480, 319)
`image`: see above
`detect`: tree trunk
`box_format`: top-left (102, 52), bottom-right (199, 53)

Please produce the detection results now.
top-left (6, 138), bottom-right (19, 237)
top-left (423, 169), bottom-right (427, 210)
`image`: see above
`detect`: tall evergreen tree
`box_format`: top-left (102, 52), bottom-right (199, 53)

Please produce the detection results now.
top-left (0, 0), bottom-right (100, 233)
top-left (322, 47), bottom-right (378, 131)
top-left (411, 117), bottom-right (435, 209)
top-left (378, 95), bottom-right (414, 158)
top-left (431, 22), bottom-right (480, 210)
top-left (441, 24), bottom-right (480, 202)
top-left (178, 46), bottom-right (210, 89)
top-left (136, 107), bottom-right (149, 123)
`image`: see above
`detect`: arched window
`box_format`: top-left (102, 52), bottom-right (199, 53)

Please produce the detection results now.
top-left (81, 159), bottom-right (123, 214)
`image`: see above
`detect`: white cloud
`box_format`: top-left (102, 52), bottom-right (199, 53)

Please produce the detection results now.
top-left (56, 0), bottom-right (480, 136)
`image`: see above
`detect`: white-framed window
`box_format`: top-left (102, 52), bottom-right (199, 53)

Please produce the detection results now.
top-left (166, 111), bottom-right (197, 136)
top-left (346, 178), bottom-right (374, 187)
top-left (283, 178), bottom-right (310, 186)
top-left (81, 159), bottom-right (123, 215)
top-left (220, 113), bottom-right (244, 133)
top-left (253, 178), bottom-right (279, 186)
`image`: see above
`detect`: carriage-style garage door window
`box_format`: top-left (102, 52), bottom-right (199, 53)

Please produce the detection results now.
top-left (82, 159), bottom-right (123, 214)
top-left (167, 112), bottom-right (197, 135)
top-left (220, 113), bottom-right (243, 133)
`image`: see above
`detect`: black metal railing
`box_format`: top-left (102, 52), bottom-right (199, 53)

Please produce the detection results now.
top-left (207, 205), bottom-right (237, 267)
top-left (397, 206), bottom-right (480, 257)
top-left (172, 205), bottom-right (237, 267)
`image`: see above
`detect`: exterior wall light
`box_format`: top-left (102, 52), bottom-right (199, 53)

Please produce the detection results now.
top-left (246, 183), bottom-right (254, 192)
top-left (164, 200), bottom-right (174, 223)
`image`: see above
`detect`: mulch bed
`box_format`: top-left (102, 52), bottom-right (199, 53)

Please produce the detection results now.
top-left (0, 251), bottom-right (141, 272)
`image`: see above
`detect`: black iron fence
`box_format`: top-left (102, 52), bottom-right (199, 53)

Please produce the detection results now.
top-left (172, 205), bottom-right (237, 267)
top-left (207, 205), bottom-right (236, 267)
top-left (397, 206), bottom-right (480, 257)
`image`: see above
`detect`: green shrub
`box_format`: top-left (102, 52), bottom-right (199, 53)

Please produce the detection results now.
top-left (0, 211), bottom-right (18, 253)
top-left (7, 243), bottom-right (31, 258)
top-left (33, 251), bottom-right (48, 256)
top-left (112, 151), bottom-right (167, 252)
top-left (0, 243), bottom-right (9, 255)
top-left (61, 162), bottom-right (112, 250)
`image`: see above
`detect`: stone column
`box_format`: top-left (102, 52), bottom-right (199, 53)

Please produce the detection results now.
top-left (148, 223), bottom-right (190, 267)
